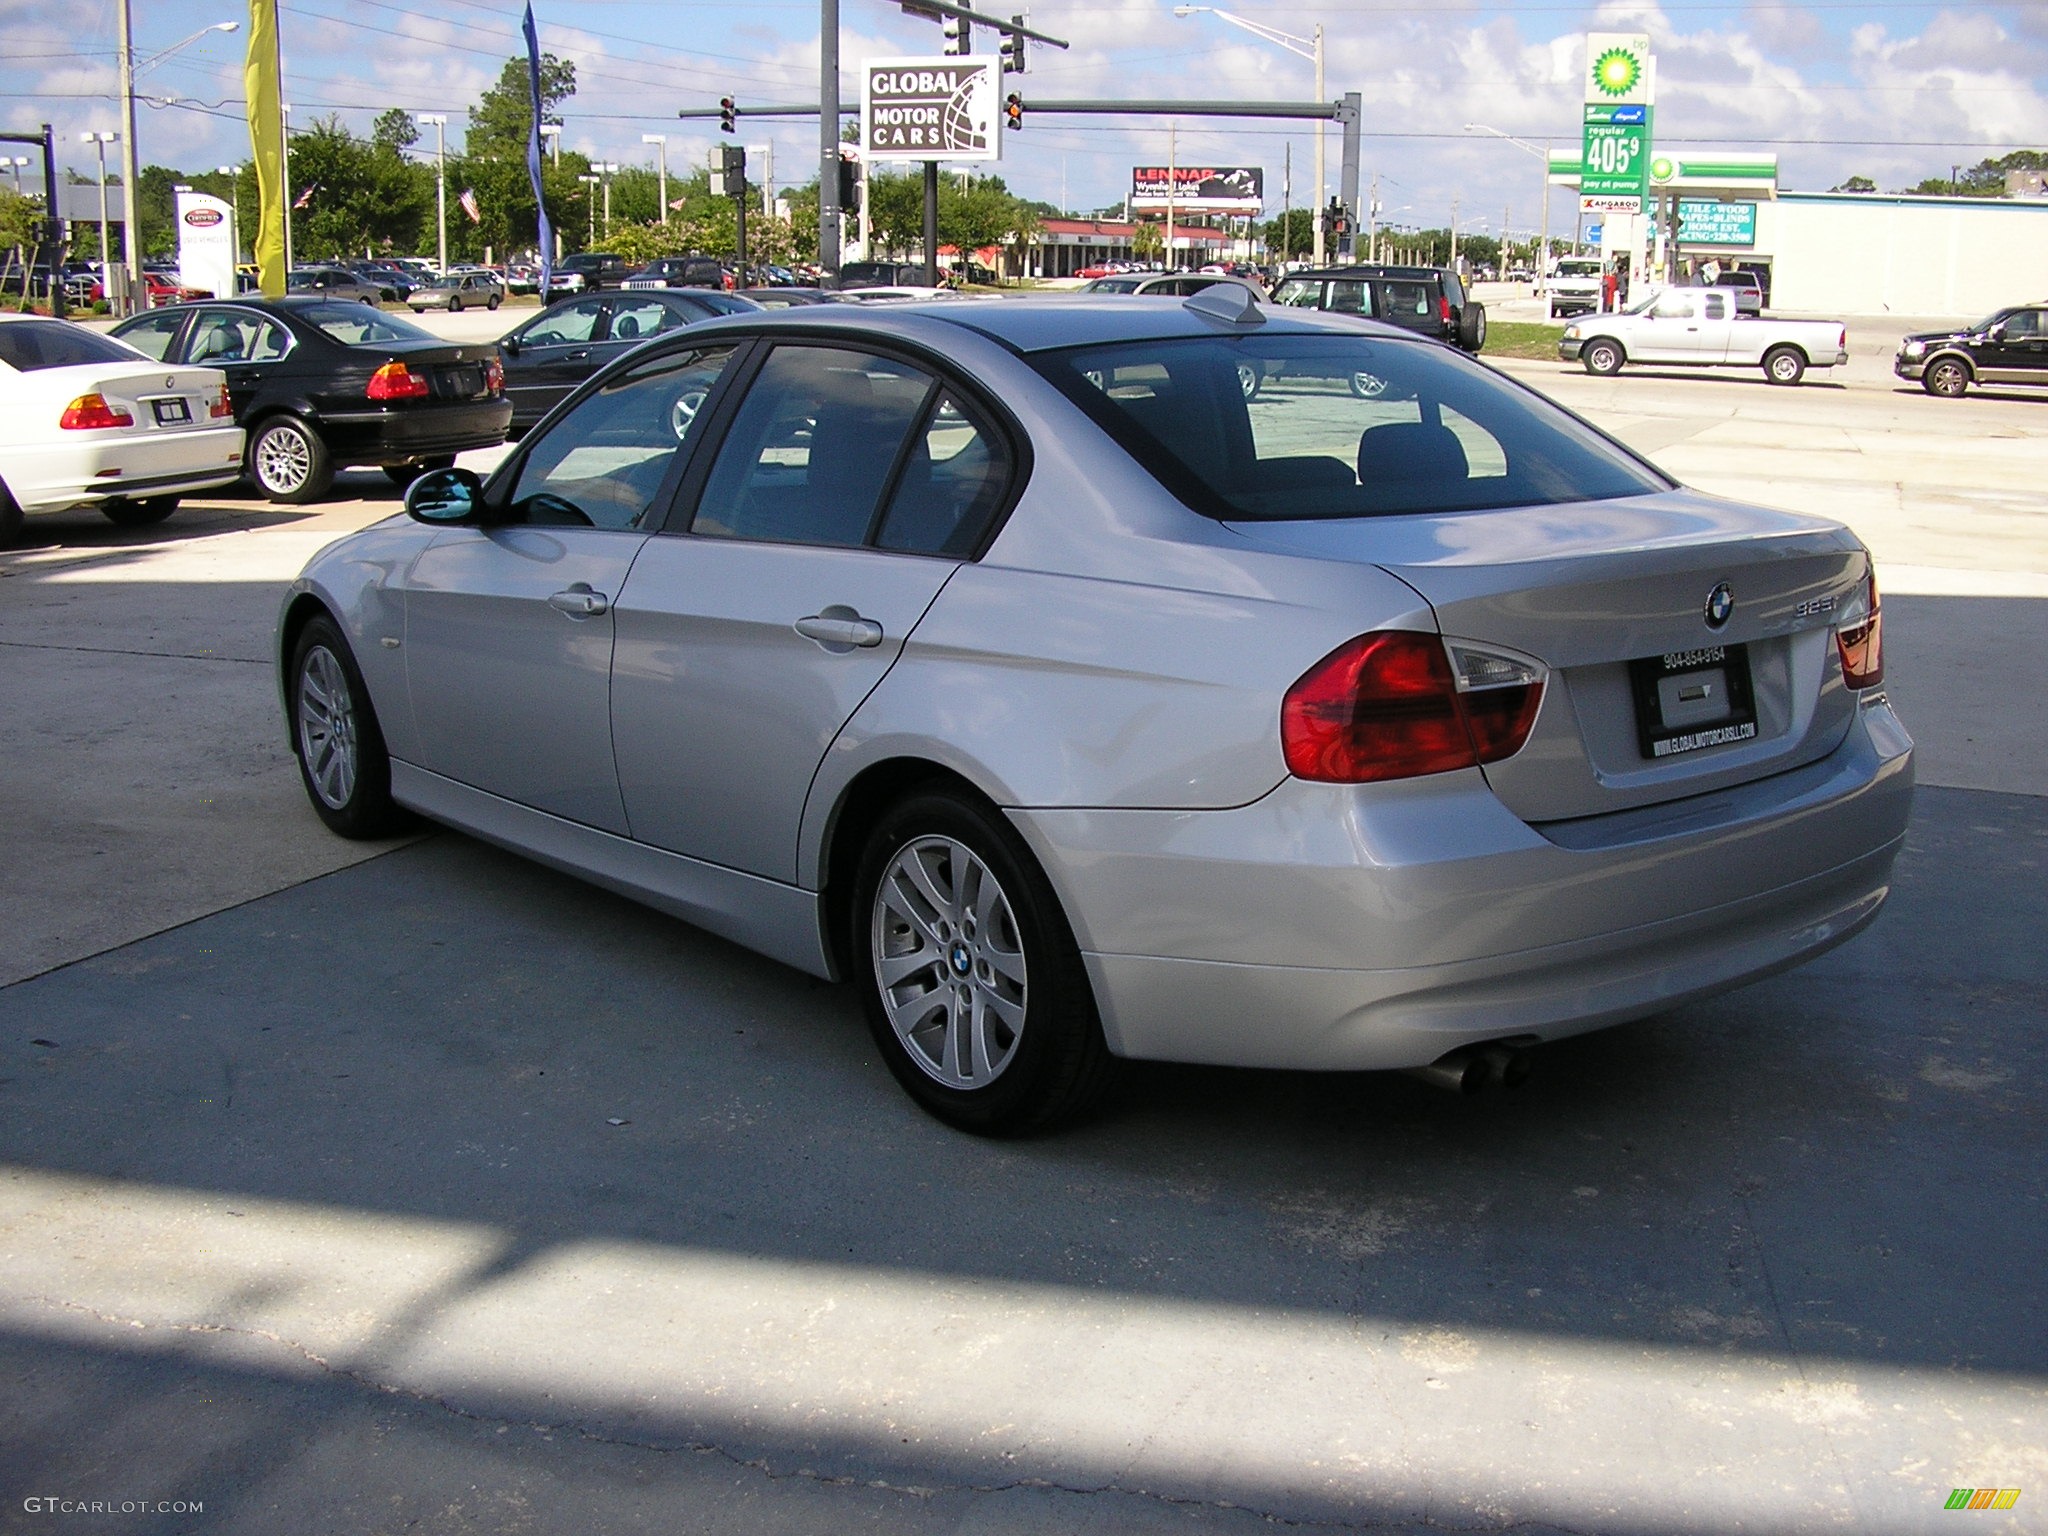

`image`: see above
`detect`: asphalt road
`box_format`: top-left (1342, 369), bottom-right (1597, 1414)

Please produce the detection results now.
top-left (1, 316), bottom-right (2042, 1535)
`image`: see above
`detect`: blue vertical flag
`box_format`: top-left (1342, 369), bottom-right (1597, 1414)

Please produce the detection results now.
top-left (523, 4), bottom-right (554, 297)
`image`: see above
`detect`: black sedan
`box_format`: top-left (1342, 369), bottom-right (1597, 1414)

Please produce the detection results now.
top-left (111, 297), bottom-right (511, 503)
top-left (497, 287), bottom-right (757, 434)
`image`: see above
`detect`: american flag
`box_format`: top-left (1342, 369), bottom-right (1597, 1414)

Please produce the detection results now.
top-left (292, 183), bottom-right (318, 210)
top-left (459, 188), bottom-right (481, 224)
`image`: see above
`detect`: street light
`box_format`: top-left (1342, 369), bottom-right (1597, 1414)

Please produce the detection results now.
top-left (593, 162), bottom-right (620, 237)
top-left (641, 134), bottom-right (668, 225)
top-left (4, 156), bottom-right (28, 194)
top-left (80, 132), bottom-right (118, 289)
top-left (420, 113), bottom-right (449, 273)
top-left (1464, 122), bottom-right (1553, 292)
top-left (1174, 5), bottom-right (1324, 265)
top-left (119, 13), bottom-right (239, 313)
top-left (578, 173), bottom-right (601, 242)
top-left (539, 122), bottom-right (562, 166)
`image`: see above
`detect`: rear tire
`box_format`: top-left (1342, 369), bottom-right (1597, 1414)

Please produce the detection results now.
top-left (1582, 338), bottom-right (1625, 376)
top-left (248, 416), bottom-right (334, 504)
top-left (1923, 357), bottom-right (1969, 398)
top-left (1762, 345), bottom-right (1806, 386)
top-left (100, 495), bottom-right (178, 527)
top-left (288, 615), bottom-right (408, 840)
top-left (487, 294), bottom-right (501, 311)
top-left (852, 790), bottom-right (1116, 1135)
top-left (448, 296), bottom-right (464, 313)
top-left (0, 480), bottom-right (22, 547)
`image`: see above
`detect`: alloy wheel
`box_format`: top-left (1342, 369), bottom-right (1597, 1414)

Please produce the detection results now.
top-left (255, 425), bottom-right (311, 495)
top-left (296, 645), bottom-right (359, 810)
top-left (871, 835), bottom-right (1029, 1088)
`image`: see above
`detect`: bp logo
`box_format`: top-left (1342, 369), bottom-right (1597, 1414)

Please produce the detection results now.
top-left (1650, 156), bottom-right (1676, 183)
top-left (1592, 46), bottom-right (1642, 97)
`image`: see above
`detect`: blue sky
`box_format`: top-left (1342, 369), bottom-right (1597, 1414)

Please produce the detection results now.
top-left (8, 0), bottom-right (2046, 239)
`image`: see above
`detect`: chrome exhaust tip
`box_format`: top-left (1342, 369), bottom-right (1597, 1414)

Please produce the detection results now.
top-left (1407, 1042), bottom-right (1535, 1094)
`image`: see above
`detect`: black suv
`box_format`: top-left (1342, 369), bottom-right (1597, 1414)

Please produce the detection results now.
top-left (1895, 303), bottom-right (2048, 398)
top-left (1269, 264), bottom-right (1486, 353)
top-left (626, 255), bottom-right (727, 290)
top-left (546, 253), bottom-right (637, 298)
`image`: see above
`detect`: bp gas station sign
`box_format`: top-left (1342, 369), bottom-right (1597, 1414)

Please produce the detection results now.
top-left (1579, 32), bottom-right (1653, 215)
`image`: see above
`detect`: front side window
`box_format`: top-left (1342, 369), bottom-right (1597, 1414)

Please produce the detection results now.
top-left (691, 346), bottom-right (934, 548)
top-left (1032, 334), bottom-right (1668, 521)
top-left (2003, 309), bottom-right (2042, 339)
top-left (518, 298), bottom-right (604, 347)
top-left (1652, 293), bottom-right (1698, 320)
top-left (507, 346), bottom-right (736, 530)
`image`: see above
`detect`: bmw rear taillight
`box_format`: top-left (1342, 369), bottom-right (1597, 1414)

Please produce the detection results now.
top-left (366, 361), bottom-right (430, 401)
top-left (1836, 572), bottom-right (1883, 690)
top-left (209, 383), bottom-right (233, 418)
top-left (59, 393), bottom-right (134, 430)
top-left (484, 355), bottom-right (504, 395)
top-left (1281, 631), bottom-right (1545, 783)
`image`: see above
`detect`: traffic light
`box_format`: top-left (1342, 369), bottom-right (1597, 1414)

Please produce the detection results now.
top-left (942, 9), bottom-right (969, 52)
top-left (1004, 93), bottom-right (1023, 130)
top-left (1002, 18), bottom-right (1027, 73)
top-left (710, 142), bottom-right (746, 196)
top-left (718, 96), bottom-right (737, 133)
top-left (837, 156), bottom-right (860, 210)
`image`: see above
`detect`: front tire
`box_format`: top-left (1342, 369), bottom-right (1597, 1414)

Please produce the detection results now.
top-left (1762, 345), bottom-right (1806, 386)
top-left (249, 417), bottom-right (334, 503)
top-left (288, 616), bottom-right (407, 839)
top-left (1582, 338), bottom-right (1625, 376)
top-left (100, 495), bottom-right (178, 527)
top-left (853, 791), bottom-right (1115, 1135)
top-left (1923, 357), bottom-right (1969, 398)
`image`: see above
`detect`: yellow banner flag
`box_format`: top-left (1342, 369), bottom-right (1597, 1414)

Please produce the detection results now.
top-left (244, 0), bottom-right (286, 295)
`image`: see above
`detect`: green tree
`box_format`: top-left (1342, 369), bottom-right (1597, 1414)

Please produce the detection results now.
top-left (1130, 220), bottom-right (1163, 261)
top-left (1830, 175), bottom-right (1876, 193)
top-left (373, 109), bottom-right (420, 154)
top-left (137, 165), bottom-right (181, 257)
top-left (1904, 150), bottom-right (2047, 197)
top-left (288, 115), bottom-right (432, 259)
top-left (1261, 207), bottom-right (1313, 261)
top-left (467, 55), bottom-right (577, 157)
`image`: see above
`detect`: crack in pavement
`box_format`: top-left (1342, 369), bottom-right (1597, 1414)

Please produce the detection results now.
top-left (0, 639), bottom-right (269, 665)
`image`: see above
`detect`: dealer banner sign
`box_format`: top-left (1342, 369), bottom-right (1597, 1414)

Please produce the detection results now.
top-left (863, 58), bottom-right (1001, 163)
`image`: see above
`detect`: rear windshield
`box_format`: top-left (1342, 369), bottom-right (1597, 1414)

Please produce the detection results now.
top-left (297, 303), bottom-right (436, 346)
top-left (0, 321), bottom-right (144, 372)
top-left (1030, 333), bottom-right (1668, 521)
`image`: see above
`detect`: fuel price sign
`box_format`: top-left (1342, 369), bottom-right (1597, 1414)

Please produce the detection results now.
top-left (1581, 103), bottom-right (1649, 214)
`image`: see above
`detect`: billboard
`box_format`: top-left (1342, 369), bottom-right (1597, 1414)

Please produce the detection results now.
top-left (862, 58), bottom-right (1001, 163)
top-left (1130, 166), bottom-right (1264, 214)
top-left (1677, 198), bottom-right (1757, 247)
top-left (175, 191), bottom-right (236, 300)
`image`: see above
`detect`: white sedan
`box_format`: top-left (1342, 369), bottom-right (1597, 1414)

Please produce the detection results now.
top-left (0, 315), bottom-right (245, 544)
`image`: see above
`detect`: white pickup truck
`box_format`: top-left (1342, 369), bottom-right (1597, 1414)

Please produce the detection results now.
top-left (1558, 287), bottom-right (1849, 385)
top-left (1544, 257), bottom-right (1604, 318)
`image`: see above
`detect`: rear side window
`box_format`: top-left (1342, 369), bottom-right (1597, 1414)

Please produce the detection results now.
top-left (874, 391), bottom-right (1013, 557)
top-left (0, 321), bottom-right (147, 372)
top-left (691, 345), bottom-right (933, 548)
top-left (1033, 334), bottom-right (1667, 521)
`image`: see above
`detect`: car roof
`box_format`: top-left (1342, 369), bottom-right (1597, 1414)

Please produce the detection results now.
top-left (665, 294), bottom-right (1410, 354)
top-left (1282, 264), bottom-right (1450, 280)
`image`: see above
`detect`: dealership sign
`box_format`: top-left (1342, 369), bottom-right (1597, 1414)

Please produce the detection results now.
top-left (862, 58), bottom-right (1001, 162)
top-left (174, 190), bottom-right (235, 300)
top-left (1677, 198), bottom-right (1758, 247)
top-left (1129, 166), bottom-right (1264, 214)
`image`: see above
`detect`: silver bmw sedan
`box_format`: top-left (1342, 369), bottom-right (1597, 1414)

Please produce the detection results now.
top-left (276, 293), bottom-right (1913, 1133)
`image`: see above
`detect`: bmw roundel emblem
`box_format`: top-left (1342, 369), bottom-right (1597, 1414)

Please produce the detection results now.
top-left (1704, 582), bottom-right (1735, 629)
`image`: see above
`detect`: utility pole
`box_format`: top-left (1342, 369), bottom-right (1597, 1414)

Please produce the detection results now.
top-left (82, 133), bottom-right (116, 280)
top-left (281, 103), bottom-right (294, 271)
top-left (1367, 169), bottom-right (1378, 262)
top-left (115, 0), bottom-right (142, 312)
top-left (1281, 141), bottom-right (1290, 264)
top-left (1449, 195), bottom-right (1459, 267)
top-left (1166, 121), bottom-right (1176, 270)
top-left (421, 114), bottom-right (448, 272)
top-left (818, 0), bottom-right (841, 281)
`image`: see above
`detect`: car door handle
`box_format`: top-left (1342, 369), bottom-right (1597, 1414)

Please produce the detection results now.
top-left (548, 584), bottom-right (609, 618)
top-left (794, 610), bottom-right (884, 649)
top-left (565, 349), bottom-right (590, 360)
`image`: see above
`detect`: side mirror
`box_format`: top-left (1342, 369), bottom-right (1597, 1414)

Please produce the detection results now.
top-left (1985, 322), bottom-right (2007, 341)
top-left (405, 467), bottom-right (486, 524)
top-left (500, 335), bottom-right (520, 357)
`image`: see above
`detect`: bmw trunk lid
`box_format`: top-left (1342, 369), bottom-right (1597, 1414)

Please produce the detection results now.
top-left (1226, 489), bottom-right (1874, 822)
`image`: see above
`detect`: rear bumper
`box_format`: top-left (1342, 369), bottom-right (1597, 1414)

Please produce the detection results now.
top-left (316, 399), bottom-right (512, 465)
top-left (1010, 696), bottom-right (1914, 1070)
top-left (0, 426), bottom-right (246, 513)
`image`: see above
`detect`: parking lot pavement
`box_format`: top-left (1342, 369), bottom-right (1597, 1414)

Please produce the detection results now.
top-left (2, 336), bottom-right (2044, 1533)
top-left (1, 785), bottom-right (2042, 1534)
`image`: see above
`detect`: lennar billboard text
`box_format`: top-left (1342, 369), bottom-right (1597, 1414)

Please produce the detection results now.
top-left (863, 58), bottom-right (1001, 162)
